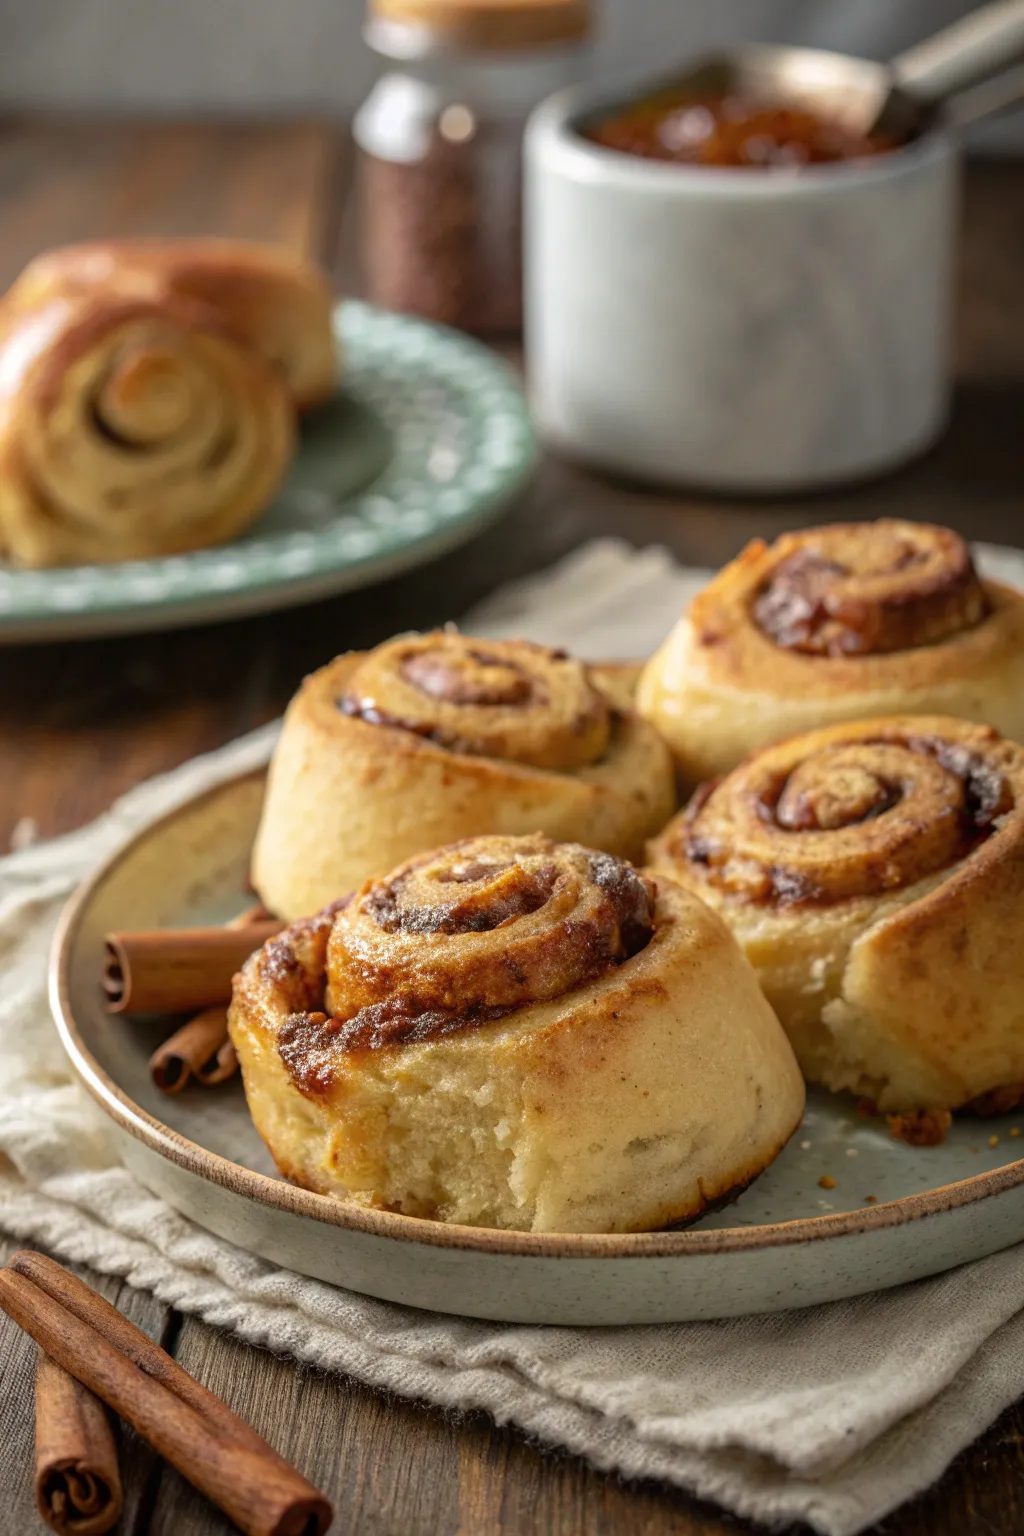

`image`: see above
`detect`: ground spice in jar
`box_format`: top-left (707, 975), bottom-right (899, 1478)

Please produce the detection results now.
top-left (361, 115), bottom-right (523, 333)
top-left (356, 0), bottom-right (590, 335)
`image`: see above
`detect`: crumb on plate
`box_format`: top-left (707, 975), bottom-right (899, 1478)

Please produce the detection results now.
top-left (886, 1109), bottom-right (952, 1147)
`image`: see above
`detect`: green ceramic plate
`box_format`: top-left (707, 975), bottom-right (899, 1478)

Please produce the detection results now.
top-left (0, 302), bottom-right (536, 643)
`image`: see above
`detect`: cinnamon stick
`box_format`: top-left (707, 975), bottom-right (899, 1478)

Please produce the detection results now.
top-left (35, 1352), bottom-right (123, 1536)
top-left (103, 919), bottom-right (282, 1014)
top-left (150, 1006), bottom-right (238, 1094)
top-left (141, 907), bottom-right (270, 1088)
top-left (0, 1252), bottom-right (332, 1536)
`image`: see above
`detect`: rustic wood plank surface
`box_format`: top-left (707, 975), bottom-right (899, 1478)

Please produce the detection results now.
top-left (0, 119), bottom-right (1021, 1536)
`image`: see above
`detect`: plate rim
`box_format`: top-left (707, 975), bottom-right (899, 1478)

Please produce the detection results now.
top-left (0, 508), bottom-right (513, 644)
top-left (49, 766), bottom-right (1024, 1261)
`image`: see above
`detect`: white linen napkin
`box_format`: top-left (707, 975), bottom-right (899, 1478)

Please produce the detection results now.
top-left (3, 537), bottom-right (1024, 1536)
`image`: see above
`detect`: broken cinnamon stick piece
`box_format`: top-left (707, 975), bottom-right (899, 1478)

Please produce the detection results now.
top-left (149, 1006), bottom-right (238, 1094)
top-left (35, 1351), bottom-right (123, 1536)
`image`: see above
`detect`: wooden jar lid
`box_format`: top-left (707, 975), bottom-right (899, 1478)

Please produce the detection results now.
top-left (369, 0), bottom-right (590, 52)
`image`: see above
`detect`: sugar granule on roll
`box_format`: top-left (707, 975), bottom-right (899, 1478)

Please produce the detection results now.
top-left (251, 631), bottom-right (676, 920)
top-left (650, 715), bottom-right (1024, 1115)
top-left (637, 520), bottom-right (1024, 783)
top-left (230, 834), bottom-right (805, 1233)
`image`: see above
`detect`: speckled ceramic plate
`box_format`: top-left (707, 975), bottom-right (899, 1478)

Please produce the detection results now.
top-left (0, 303), bottom-right (535, 643)
top-left (49, 766), bottom-right (1024, 1326)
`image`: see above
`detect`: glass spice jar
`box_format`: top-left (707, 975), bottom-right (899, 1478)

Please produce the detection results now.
top-left (355, 0), bottom-right (590, 335)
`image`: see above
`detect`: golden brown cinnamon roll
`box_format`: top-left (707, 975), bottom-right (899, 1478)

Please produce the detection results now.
top-left (0, 290), bottom-right (292, 568)
top-left (637, 521), bottom-right (1024, 783)
top-left (251, 632), bottom-right (676, 921)
top-left (230, 834), bottom-right (804, 1231)
top-left (4, 238), bottom-right (337, 409)
top-left (649, 716), bottom-right (1024, 1113)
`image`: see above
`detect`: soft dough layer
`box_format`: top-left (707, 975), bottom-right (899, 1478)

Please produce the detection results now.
top-left (251, 634), bottom-right (676, 920)
top-left (4, 238), bottom-right (338, 409)
top-left (230, 834), bottom-right (805, 1233)
top-left (0, 289), bottom-right (293, 567)
top-left (637, 521), bottom-right (1024, 784)
top-left (649, 715), bottom-right (1024, 1113)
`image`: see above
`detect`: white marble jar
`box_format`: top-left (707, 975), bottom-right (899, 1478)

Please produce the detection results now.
top-left (524, 66), bottom-right (960, 493)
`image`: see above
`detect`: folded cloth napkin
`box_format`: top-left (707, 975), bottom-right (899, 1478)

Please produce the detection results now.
top-left (4, 537), bottom-right (1024, 1536)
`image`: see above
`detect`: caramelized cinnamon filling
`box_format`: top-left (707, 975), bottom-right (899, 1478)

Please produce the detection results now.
top-left (279, 998), bottom-right (517, 1070)
top-left (774, 759), bottom-right (897, 831)
top-left (258, 897), bottom-right (350, 1012)
top-left (752, 522), bottom-right (990, 657)
top-left (400, 648), bottom-right (537, 707)
top-left (336, 632), bottom-right (611, 770)
top-left (338, 692), bottom-right (432, 734)
top-left (962, 1084), bottom-right (1024, 1117)
top-left (910, 737), bottom-right (1012, 827)
top-left (270, 837), bottom-right (655, 1094)
top-left (366, 860), bottom-right (558, 935)
top-left (683, 731), bottom-right (1010, 907)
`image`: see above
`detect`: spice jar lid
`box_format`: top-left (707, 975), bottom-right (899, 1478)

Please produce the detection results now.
top-left (367, 0), bottom-right (590, 55)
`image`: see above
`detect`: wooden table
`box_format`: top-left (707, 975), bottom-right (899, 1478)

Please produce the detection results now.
top-left (0, 118), bottom-right (1022, 1536)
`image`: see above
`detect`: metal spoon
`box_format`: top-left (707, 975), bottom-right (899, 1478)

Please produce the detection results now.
top-left (861, 0), bottom-right (1024, 138)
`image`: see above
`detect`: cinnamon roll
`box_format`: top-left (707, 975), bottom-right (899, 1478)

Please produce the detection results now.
top-left (4, 238), bottom-right (337, 409)
top-left (251, 632), bottom-right (676, 921)
top-left (230, 834), bottom-right (804, 1232)
top-left (649, 716), bottom-right (1024, 1113)
top-left (0, 290), bottom-right (292, 567)
top-left (637, 521), bottom-right (1024, 783)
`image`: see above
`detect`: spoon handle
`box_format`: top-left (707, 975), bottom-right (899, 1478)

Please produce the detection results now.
top-left (892, 0), bottom-right (1024, 108)
top-left (941, 58), bottom-right (1024, 127)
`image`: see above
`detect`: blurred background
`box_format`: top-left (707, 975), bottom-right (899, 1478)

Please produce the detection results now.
top-left (1, 0), bottom-right (1021, 149)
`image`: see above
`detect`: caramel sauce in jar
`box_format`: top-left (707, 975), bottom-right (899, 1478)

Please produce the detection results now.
top-left (585, 88), bottom-right (902, 168)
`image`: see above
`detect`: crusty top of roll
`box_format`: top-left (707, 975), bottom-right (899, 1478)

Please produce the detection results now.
top-left (2, 237), bottom-right (337, 408)
top-left (248, 835), bottom-right (656, 1092)
top-left (752, 522), bottom-right (988, 655)
top-left (687, 520), bottom-right (1024, 696)
top-left (0, 285), bottom-right (293, 567)
top-left (664, 715), bottom-right (1023, 910)
top-left (336, 632), bottom-right (616, 771)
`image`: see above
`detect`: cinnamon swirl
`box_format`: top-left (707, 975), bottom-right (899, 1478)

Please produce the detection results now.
top-left (4, 239), bottom-right (337, 409)
top-left (0, 289), bottom-right (292, 567)
top-left (649, 716), bottom-right (1024, 1113)
top-left (637, 521), bottom-right (1024, 783)
top-left (230, 834), bottom-right (804, 1232)
top-left (251, 632), bottom-right (676, 921)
